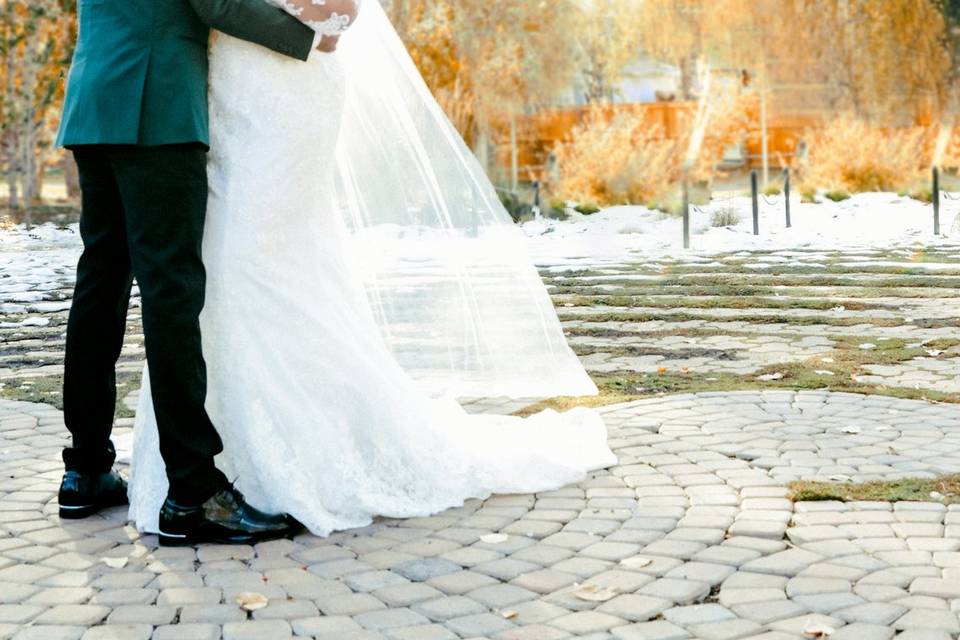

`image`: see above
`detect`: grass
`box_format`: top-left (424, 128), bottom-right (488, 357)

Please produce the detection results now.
top-left (824, 190), bottom-right (852, 202)
top-left (550, 285), bottom-right (959, 300)
top-left (0, 371), bottom-right (141, 419)
top-left (557, 310), bottom-right (960, 330)
top-left (0, 204), bottom-right (80, 227)
top-left (514, 332), bottom-right (960, 418)
top-left (552, 264), bottom-right (960, 277)
top-left (789, 475), bottom-right (960, 504)
top-left (557, 295), bottom-right (887, 312)
top-left (548, 275), bottom-right (960, 292)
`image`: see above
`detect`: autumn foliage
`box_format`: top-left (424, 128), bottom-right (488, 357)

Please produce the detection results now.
top-left (803, 116), bottom-right (931, 194)
top-left (1, 0), bottom-right (75, 208)
top-left (6, 0), bottom-right (960, 208)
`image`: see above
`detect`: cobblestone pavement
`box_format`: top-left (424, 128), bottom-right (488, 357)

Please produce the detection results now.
top-left (2, 230), bottom-right (960, 638)
top-left (2, 391), bottom-right (960, 640)
top-left (542, 244), bottom-right (960, 391)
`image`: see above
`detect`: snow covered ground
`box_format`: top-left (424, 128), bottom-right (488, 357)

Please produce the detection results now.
top-left (522, 192), bottom-right (960, 266)
top-left (3, 193), bottom-right (960, 291)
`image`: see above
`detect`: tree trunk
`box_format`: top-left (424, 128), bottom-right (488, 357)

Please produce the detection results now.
top-left (64, 152), bottom-right (80, 200)
top-left (474, 125), bottom-right (491, 179)
top-left (509, 117), bottom-right (518, 191)
top-left (6, 168), bottom-right (19, 210)
top-left (22, 107), bottom-right (38, 206)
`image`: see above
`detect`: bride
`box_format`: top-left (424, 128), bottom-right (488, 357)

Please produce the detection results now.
top-left (127, 0), bottom-right (616, 541)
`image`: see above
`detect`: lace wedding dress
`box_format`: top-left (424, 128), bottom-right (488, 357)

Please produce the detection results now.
top-left (126, 1), bottom-right (616, 536)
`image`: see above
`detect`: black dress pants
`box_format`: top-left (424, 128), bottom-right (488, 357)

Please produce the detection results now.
top-left (62, 144), bottom-right (227, 504)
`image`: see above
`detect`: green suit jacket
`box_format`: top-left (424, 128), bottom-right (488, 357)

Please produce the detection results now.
top-left (57, 0), bottom-right (315, 147)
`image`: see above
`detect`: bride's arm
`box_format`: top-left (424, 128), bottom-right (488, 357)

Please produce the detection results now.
top-left (273, 0), bottom-right (359, 50)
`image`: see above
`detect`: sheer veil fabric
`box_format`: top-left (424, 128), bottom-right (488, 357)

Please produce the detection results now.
top-left (123, 0), bottom-right (615, 537)
top-left (333, 1), bottom-right (596, 399)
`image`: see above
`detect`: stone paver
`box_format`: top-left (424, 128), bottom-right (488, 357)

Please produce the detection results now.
top-left (3, 229), bottom-right (960, 638)
top-left (2, 390), bottom-right (959, 638)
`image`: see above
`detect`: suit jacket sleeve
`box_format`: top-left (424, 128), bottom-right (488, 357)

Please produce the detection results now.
top-left (187, 0), bottom-right (315, 61)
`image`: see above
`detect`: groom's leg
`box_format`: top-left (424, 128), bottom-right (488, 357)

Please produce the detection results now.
top-left (62, 146), bottom-right (134, 474)
top-left (110, 144), bottom-right (228, 504)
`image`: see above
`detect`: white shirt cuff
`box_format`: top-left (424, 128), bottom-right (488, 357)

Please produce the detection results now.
top-left (312, 32), bottom-right (324, 50)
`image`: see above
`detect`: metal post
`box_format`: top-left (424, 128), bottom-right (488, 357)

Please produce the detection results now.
top-left (532, 180), bottom-right (541, 220)
top-left (751, 170), bottom-right (760, 235)
top-left (933, 166), bottom-right (941, 236)
top-left (682, 179), bottom-right (691, 249)
top-left (783, 168), bottom-right (792, 229)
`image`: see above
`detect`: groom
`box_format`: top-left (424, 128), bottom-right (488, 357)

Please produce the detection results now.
top-left (56, 0), bottom-right (323, 545)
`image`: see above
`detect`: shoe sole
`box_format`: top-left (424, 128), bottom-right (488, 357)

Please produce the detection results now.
top-left (59, 498), bottom-right (128, 520)
top-left (158, 527), bottom-right (296, 548)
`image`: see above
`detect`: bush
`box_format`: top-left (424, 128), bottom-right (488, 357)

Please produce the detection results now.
top-left (824, 189), bottom-right (851, 202)
top-left (497, 190), bottom-right (533, 222)
top-left (711, 206), bottom-right (742, 227)
top-left (573, 203), bottom-right (601, 215)
top-left (799, 186), bottom-right (818, 203)
top-left (550, 109), bottom-right (679, 207)
top-left (804, 115), bottom-right (929, 193)
top-left (549, 98), bottom-right (754, 210)
top-left (905, 186), bottom-right (933, 203)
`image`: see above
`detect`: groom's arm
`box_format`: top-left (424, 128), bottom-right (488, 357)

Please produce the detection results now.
top-left (187, 0), bottom-right (316, 61)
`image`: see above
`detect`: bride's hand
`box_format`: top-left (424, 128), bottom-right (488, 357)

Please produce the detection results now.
top-left (316, 35), bottom-right (340, 53)
top-left (299, 0), bottom-right (359, 25)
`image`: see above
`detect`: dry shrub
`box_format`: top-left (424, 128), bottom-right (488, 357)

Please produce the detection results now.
top-left (711, 206), bottom-right (741, 227)
top-left (550, 107), bottom-right (678, 206)
top-left (804, 115), bottom-right (930, 193)
top-left (550, 96), bottom-right (754, 209)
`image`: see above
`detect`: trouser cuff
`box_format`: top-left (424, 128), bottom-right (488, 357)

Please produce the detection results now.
top-left (62, 440), bottom-right (117, 474)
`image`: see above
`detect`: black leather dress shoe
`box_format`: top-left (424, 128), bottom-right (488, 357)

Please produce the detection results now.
top-left (58, 470), bottom-right (129, 519)
top-left (158, 486), bottom-right (300, 547)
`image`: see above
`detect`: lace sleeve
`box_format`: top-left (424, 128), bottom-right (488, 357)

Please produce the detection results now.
top-left (270, 0), bottom-right (361, 37)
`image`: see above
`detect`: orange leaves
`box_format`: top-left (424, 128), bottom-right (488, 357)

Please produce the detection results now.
top-left (804, 115), bottom-right (930, 193)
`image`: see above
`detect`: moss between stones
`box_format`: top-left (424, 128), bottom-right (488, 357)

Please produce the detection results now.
top-left (514, 332), bottom-right (960, 417)
top-left (789, 475), bottom-right (960, 504)
top-left (546, 284), bottom-right (959, 299)
top-left (555, 295), bottom-right (887, 312)
top-left (558, 310), bottom-right (960, 329)
top-left (0, 371), bottom-right (141, 419)
top-left (548, 274), bottom-right (960, 289)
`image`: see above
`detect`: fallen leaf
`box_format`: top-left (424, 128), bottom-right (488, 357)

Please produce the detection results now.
top-left (501, 610), bottom-right (518, 619)
top-left (657, 367), bottom-right (668, 375)
top-left (480, 533), bottom-right (509, 544)
top-left (803, 621), bottom-right (835, 638)
top-left (100, 557), bottom-right (128, 569)
top-left (572, 583), bottom-right (618, 602)
top-left (620, 556), bottom-right (653, 569)
top-left (236, 592), bottom-right (269, 611)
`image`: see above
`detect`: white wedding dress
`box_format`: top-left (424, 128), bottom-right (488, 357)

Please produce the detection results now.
top-left (126, 1), bottom-right (616, 536)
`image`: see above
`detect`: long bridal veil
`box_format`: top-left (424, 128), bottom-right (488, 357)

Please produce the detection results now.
top-left (332, 2), bottom-right (596, 399)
